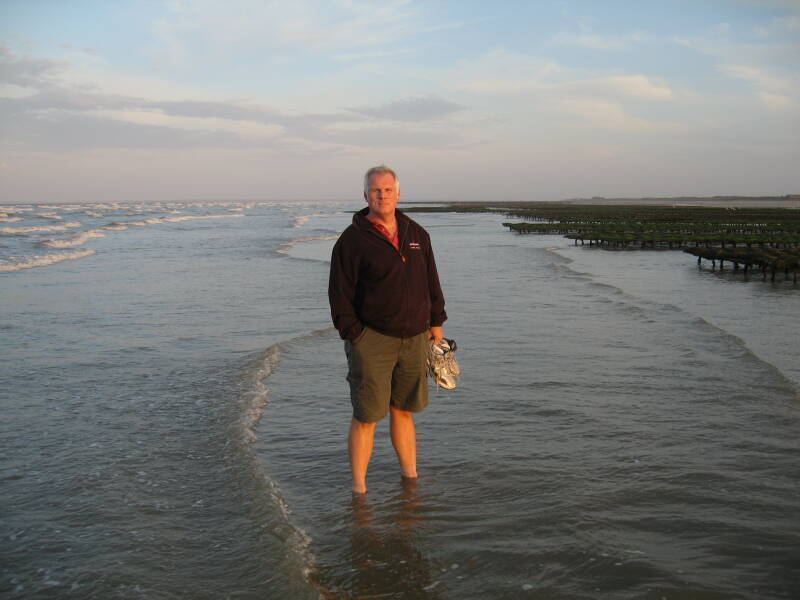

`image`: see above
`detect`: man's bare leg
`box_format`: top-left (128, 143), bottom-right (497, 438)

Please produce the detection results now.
top-left (390, 407), bottom-right (417, 479)
top-left (349, 418), bottom-right (376, 494)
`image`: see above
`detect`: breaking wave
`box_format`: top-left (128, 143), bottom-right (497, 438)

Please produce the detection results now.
top-left (40, 229), bottom-right (106, 249)
top-left (0, 249), bottom-right (95, 272)
top-left (276, 234), bottom-right (339, 256)
top-left (108, 214), bottom-right (245, 228)
top-left (292, 212), bottom-right (340, 228)
top-left (1, 222), bottom-right (82, 234)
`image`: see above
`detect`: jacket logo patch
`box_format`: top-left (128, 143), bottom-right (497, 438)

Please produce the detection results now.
top-left (408, 242), bottom-right (421, 250)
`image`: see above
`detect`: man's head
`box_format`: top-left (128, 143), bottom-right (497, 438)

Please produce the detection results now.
top-left (363, 165), bottom-right (400, 222)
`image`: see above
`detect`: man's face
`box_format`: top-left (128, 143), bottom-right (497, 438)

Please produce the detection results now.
top-left (364, 172), bottom-right (399, 221)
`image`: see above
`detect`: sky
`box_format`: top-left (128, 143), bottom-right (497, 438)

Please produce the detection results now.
top-left (1, 0), bottom-right (799, 204)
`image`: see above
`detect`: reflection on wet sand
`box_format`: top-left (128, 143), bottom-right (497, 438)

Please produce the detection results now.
top-left (321, 478), bottom-right (444, 599)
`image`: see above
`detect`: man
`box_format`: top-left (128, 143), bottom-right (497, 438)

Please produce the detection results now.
top-left (329, 165), bottom-right (447, 494)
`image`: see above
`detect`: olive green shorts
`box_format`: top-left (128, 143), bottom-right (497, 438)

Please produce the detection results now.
top-left (344, 327), bottom-right (429, 423)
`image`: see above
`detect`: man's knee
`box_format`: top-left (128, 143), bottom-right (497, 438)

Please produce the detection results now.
top-left (351, 416), bottom-right (379, 430)
top-left (389, 407), bottom-right (414, 421)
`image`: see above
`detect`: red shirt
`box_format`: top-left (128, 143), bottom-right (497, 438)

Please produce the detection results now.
top-left (367, 218), bottom-right (399, 250)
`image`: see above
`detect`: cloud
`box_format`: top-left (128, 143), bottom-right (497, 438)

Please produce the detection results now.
top-left (722, 63), bottom-right (798, 109)
top-left (148, 0), bottom-right (438, 67)
top-left (549, 24), bottom-right (646, 51)
top-left (672, 19), bottom-right (800, 66)
top-left (0, 83), bottom-right (39, 99)
top-left (757, 92), bottom-right (792, 110)
top-left (446, 49), bottom-right (673, 101)
top-left (0, 44), bottom-right (65, 89)
top-left (449, 49), bottom-right (564, 94)
top-left (348, 96), bottom-right (464, 121)
top-left (1, 108), bottom-right (257, 151)
top-left (547, 98), bottom-right (686, 133)
top-left (722, 63), bottom-right (792, 92)
top-left (601, 75), bottom-right (673, 99)
top-left (0, 46), bottom-right (466, 152)
top-left (319, 123), bottom-right (460, 148)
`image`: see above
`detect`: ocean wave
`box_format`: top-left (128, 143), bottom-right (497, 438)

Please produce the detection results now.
top-left (36, 212), bottom-right (63, 220)
top-left (292, 212), bottom-right (340, 228)
top-left (40, 229), bottom-right (106, 249)
top-left (163, 214), bottom-right (244, 223)
top-left (0, 249), bottom-right (95, 272)
top-left (239, 345), bottom-right (282, 444)
top-left (0, 216), bottom-right (23, 223)
top-left (276, 234), bottom-right (339, 255)
top-left (234, 329), bottom-right (336, 589)
top-left (37, 204), bottom-right (83, 211)
top-left (552, 244), bottom-right (800, 395)
top-left (108, 214), bottom-right (245, 228)
top-left (238, 328), bottom-right (335, 444)
top-left (0, 222), bottom-right (82, 234)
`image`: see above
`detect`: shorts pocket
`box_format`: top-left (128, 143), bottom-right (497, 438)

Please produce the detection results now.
top-left (352, 326), bottom-right (370, 346)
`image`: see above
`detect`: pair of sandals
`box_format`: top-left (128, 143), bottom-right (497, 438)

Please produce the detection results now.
top-left (427, 338), bottom-right (461, 390)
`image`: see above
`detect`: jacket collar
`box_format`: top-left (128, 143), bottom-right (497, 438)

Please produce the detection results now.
top-left (352, 206), bottom-right (408, 230)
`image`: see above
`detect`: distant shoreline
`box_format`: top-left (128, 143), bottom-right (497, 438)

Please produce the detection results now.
top-left (558, 196), bottom-right (800, 209)
top-left (404, 196), bottom-right (800, 209)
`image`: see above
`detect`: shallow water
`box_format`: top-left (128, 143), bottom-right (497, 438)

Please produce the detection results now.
top-left (1, 203), bottom-right (798, 599)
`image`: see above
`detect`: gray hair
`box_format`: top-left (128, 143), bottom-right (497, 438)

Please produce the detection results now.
top-left (363, 165), bottom-right (400, 195)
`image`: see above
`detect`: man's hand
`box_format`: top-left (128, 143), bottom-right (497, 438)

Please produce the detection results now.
top-left (428, 326), bottom-right (444, 346)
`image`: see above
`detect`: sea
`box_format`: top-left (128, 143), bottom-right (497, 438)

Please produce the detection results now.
top-left (1, 200), bottom-right (798, 600)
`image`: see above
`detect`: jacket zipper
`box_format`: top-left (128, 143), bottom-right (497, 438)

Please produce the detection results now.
top-left (362, 215), bottom-right (414, 337)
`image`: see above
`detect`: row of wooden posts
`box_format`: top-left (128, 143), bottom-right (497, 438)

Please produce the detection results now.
top-left (683, 247), bottom-right (799, 283)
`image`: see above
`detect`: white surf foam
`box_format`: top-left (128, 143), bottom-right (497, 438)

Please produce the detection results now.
top-left (109, 214), bottom-right (244, 229)
top-left (0, 222), bottom-right (82, 234)
top-left (163, 214), bottom-right (244, 223)
top-left (36, 212), bottom-right (63, 220)
top-left (276, 234), bottom-right (339, 255)
top-left (0, 249), bottom-right (95, 272)
top-left (239, 345), bottom-right (282, 444)
top-left (236, 329), bottom-right (336, 590)
top-left (37, 204), bottom-right (83, 211)
top-left (291, 212), bottom-right (343, 228)
top-left (0, 216), bottom-right (23, 223)
top-left (40, 229), bottom-right (106, 249)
